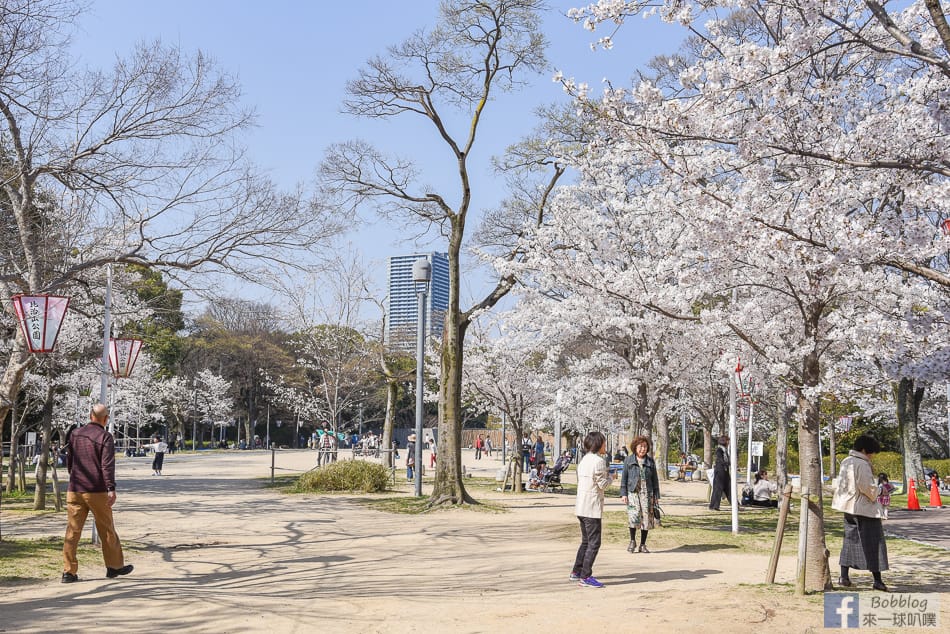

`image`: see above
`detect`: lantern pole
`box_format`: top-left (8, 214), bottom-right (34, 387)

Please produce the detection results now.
top-left (412, 258), bottom-right (431, 498)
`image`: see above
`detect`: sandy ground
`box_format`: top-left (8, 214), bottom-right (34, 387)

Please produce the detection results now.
top-left (2, 449), bottom-right (948, 634)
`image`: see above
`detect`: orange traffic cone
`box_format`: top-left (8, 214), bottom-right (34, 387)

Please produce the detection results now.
top-left (907, 478), bottom-right (922, 511)
top-left (929, 475), bottom-right (943, 508)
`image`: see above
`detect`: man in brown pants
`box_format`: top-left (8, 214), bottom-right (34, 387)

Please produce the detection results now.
top-left (62, 403), bottom-right (133, 582)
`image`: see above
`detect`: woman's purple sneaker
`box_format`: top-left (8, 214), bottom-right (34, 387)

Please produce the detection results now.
top-left (569, 572), bottom-right (581, 581)
top-left (578, 576), bottom-right (605, 588)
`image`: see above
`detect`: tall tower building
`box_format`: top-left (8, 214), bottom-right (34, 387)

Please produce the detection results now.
top-left (386, 252), bottom-right (449, 348)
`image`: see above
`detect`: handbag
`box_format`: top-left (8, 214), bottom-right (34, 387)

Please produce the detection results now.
top-left (652, 500), bottom-right (663, 522)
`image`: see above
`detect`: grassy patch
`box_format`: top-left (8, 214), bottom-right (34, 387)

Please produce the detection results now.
top-left (1, 487), bottom-right (66, 514)
top-left (361, 495), bottom-right (508, 514)
top-left (0, 537), bottom-right (101, 585)
top-left (362, 496), bottom-right (435, 514)
top-left (600, 494), bottom-right (950, 574)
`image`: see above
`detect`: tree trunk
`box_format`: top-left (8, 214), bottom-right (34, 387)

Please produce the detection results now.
top-left (381, 380), bottom-right (397, 469)
top-left (894, 378), bottom-right (926, 491)
top-left (431, 308), bottom-right (476, 506)
top-left (797, 346), bottom-right (831, 592)
top-left (6, 410), bottom-right (21, 493)
top-left (510, 419), bottom-right (527, 493)
top-left (0, 347), bottom-right (30, 446)
top-left (655, 414), bottom-right (670, 480)
top-left (33, 381), bottom-right (55, 510)
top-left (776, 402), bottom-right (792, 491)
top-left (6, 442), bottom-right (16, 493)
top-left (430, 227), bottom-right (476, 507)
top-left (702, 425), bottom-right (713, 467)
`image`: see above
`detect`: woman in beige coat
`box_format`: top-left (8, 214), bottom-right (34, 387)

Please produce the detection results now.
top-left (570, 431), bottom-right (612, 588)
top-left (831, 434), bottom-right (888, 591)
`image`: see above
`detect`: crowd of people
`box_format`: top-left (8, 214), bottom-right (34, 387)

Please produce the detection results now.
top-left (569, 431), bottom-right (893, 591)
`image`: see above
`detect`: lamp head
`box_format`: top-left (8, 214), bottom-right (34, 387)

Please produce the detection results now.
top-left (412, 258), bottom-right (432, 284)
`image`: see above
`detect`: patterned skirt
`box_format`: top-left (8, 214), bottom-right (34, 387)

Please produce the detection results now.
top-left (839, 513), bottom-right (888, 571)
top-left (626, 486), bottom-right (657, 530)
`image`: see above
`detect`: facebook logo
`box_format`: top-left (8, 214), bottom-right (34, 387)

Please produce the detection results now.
top-left (825, 593), bottom-right (860, 628)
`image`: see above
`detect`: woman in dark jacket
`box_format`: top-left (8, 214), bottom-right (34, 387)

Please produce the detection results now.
top-left (619, 435), bottom-right (661, 553)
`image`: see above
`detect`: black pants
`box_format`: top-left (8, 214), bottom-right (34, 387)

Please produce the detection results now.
top-left (152, 452), bottom-right (165, 472)
top-left (475, 447), bottom-right (482, 459)
top-left (572, 516), bottom-right (602, 579)
top-left (709, 471), bottom-right (730, 510)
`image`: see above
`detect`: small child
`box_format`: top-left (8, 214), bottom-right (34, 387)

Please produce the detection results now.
top-left (877, 472), bottom-right (896, 519)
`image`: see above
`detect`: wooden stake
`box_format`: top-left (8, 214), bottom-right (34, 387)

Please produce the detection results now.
top-left (766, 483), bottom-right (794, 583)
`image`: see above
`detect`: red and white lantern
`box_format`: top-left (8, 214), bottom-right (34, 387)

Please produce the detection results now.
top-left (109, 338), bottom-right (144, 378)
top-left (12, 294), bottom-right (70, 353)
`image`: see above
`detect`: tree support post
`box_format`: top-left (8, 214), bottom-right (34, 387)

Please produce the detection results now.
top-left (766, 483), bottom-right (794, 583)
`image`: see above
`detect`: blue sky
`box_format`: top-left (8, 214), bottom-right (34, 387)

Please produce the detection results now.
top-left (72, 1), bottom-right (685, 313)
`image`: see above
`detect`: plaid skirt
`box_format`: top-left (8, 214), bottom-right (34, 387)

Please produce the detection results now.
top-left (839, 513), bottom-right (888, 571)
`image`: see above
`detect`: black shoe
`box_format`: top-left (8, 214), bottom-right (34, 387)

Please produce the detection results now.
top-left (61, 572), bottom-right (78, 583)
top-left (872, 581), bottom-right (888, 592)
top-left (106, 564), bottom-right (134, 578)
top-left (837, 577), bottom-right (852, 588)
top-left (627, 540), bottom-right (636, 553)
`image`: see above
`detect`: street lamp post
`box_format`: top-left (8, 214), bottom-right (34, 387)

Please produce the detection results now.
top-left (412, 258), bottom-right (431, 497)
top-left (729, 358), bottom-right (739, 535)
top-left (191, 380), bottom-right (198, 453)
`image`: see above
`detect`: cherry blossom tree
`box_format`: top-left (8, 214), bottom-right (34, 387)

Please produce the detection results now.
top-left (462, 322), bottom-right (553, 491)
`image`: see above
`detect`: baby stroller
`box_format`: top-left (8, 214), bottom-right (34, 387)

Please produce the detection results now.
top-left (541, 453), bottom-right (572, 493)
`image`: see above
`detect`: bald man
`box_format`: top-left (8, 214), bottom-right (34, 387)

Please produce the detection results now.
top-left (62, 404), bottom-right (133, 582)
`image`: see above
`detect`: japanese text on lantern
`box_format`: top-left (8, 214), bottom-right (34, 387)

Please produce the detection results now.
top-left (27, 300), bottom-right (41, 344)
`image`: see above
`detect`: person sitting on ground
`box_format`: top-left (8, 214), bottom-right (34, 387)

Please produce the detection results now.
top-left (528, 461), bottom-right (548, 490)
top-left (750, 470), bottom-right (779, 507)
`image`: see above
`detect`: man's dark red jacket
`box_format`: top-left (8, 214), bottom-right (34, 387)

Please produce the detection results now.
top-left (67, 423), bottom-right (116, 493)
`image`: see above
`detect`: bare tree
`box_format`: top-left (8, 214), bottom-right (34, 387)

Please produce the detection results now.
top-left (0, 0), bottom-right (344, 425)
top-left (321, 0), bottom-right (554, 505)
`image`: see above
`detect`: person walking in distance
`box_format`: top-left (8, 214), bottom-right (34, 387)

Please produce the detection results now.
top-left (571, 431), bottom-right (613, 588)
top-left (709, 435), bottom-right (731, 510)
top-left (62, 404), bottom-right (133, 583)
top-left (475, 434), bottom-right (484, 460)
top-left (406, 434), bottom-right (417, 481)
top-left (317, 426), bottom-right (335, 467)
top-left (533, 435), bottom-right (546, 468)
top-left (147, 436), bottom-right (168, 476)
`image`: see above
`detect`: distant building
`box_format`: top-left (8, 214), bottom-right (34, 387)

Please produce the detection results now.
top-left (386, 252), bottom-right (449, 349)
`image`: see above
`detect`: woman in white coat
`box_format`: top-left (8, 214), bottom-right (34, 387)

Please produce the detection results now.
top-left (832, 434), bottom-right (888, 591)
top-left (570, 431), bottom-right (612, 588)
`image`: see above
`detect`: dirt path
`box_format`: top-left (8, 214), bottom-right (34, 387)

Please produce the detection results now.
top-left (2, 450), bottom-right (947, 633)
